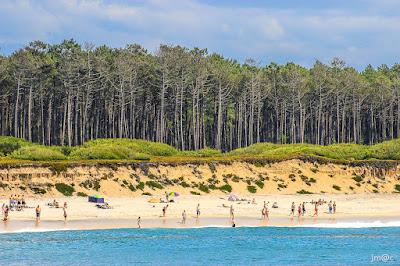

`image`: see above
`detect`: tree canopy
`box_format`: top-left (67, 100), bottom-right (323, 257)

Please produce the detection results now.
top-left (1, 40), bottom-right (399, 151)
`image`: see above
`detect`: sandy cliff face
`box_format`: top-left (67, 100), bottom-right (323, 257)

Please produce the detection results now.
top-left (0, 159), bottom-right (399, 197)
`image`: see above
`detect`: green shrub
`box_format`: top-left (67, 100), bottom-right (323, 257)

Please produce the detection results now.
top-left (198, 183), bottom-right (210, 193)
top-left (190, 191), bottom-right (200, 195)
top-left (310, 168), bottom-right (318, 173)
top-left (55, 183), bottom-right (75, 196)
top-left (31, 187), bottom-right (46, 194)
top-left (142, 192), bottom-right (152, 196)
top-left (127, 184), bottom-right (136, 192)
top-left (10, 146), bottom-right (66, 161)
top-left (77, 192), bottom-right (88, 197)
top-left (297, 189), bottom-right (313, 194)
top-left (247, 185), bottom-right (257, 193)
top-left (145, 180), bottom-right (163, 189)
top-left (255, 180), bottom-right (264, 188)
top-left (332, 185), bottom-right (341, 191)
top-left (309, 178), bottom-right (317, 183)
top-left (352, 175), bottom-right (363, 182)
top-left (180, 181), bottom-right (190, 188)
top-left (394, 184), bottom-right (400, 192)
top-left (80, 179), bottom-right (101, 191)
top-left (137, 182), bottom-right (145, 191)
top-left (219, 184), bottom-right (232, 193)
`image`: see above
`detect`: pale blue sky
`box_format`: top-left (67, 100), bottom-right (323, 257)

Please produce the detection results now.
top-left (1, 0), bottom-right (400, 69)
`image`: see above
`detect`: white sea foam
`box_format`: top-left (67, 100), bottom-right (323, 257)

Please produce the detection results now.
top-left (296, 220), bottom-right (400, 228)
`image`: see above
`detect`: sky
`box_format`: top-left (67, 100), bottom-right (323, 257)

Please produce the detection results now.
top-left (1, 0), bottom-right (400, 69)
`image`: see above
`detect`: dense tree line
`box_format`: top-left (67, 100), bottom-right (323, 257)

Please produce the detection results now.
top-left (0, 40), bottom-right (399, 151)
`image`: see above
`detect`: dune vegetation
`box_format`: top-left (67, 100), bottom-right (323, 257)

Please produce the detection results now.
top-left (0, 136), bottom-right (399, 163)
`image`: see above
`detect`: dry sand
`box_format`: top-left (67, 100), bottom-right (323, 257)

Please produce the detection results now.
top-left (1, 194), bottom-right (400, 232)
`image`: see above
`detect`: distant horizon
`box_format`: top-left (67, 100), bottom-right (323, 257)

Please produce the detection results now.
top-left (1, 0), bottom-right (400, 70)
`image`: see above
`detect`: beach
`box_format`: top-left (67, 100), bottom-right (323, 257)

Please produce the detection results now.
top-left (2, 194), bottom-right (400, 233)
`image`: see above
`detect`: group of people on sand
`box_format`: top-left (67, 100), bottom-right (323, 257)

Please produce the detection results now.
top-left (261, 201), bottom-right (269, 220)
top-left (1, 199), bottom-right (68, 223)
top-left (290, 199), bottom-right (337, 218)
top-left (9, 195), bottom-right (26, 211)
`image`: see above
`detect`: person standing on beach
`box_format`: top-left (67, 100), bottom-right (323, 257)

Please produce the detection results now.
top-left (313, 203), bottom-right (318, 216)
top-left (302, 202), bottom-right (306, 216)
top-left (290, 202), bottom-right (295, 216)
top-left (196, 204), bottom-right (200, 218)
top-left (333, 202), bottom-right (336, 214)
top-left (3, 205), bottom-right (9, 221)
top-left (298, 204), bottom-right (302, 218)
top-left (182, 210), bottom-right (187, 224)
top-left (35, 205), bottom-right (41, 222)
top-left (230, 205), bottom-right (235, 221)
top-left (137, 217), bottom-right (141, 228)
top-left (63, 206), bottom-right (67, 221)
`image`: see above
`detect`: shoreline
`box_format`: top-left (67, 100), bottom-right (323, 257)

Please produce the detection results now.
top-left (2, 216), bottom-right (400, 234)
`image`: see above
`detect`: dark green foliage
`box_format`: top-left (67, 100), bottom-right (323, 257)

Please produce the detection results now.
top-left (31, 187), bottom-right (46, 194)
top-left (332, 185), bottom-right (341, 191)
top-left (128, 184), bottom-right (137, 192)
top-left (55, 183), bottom-right (75, 196)
top-left (247, 185), bottom-right (257, 193)
top-left (190, 191), bottom-right (201, 195)
top-left (77, 192), bottom-right (88, 197)
top-left (142, 192), bottom-right (152, 196)
top-left (80, 179), bottom-right (101, 191)
top-left (219, 184), bottom-right (232, 193)
top-left (198, 183), bottom-right (210, 193)
top-left (352, 175), bottom-right (363, 182)
top-left (145, 180), bottom-right (163, 189)
top-left (297, 189), bottom-right (313, 194)
top-left (394, 184), bottom-right (400, 192)
top-left (137, 182), bottom-right (145, 191)
top-left (255, 180), bottom-right (264, 189)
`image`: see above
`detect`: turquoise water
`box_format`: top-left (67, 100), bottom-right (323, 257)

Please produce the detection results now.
top-left (1, 226), bottom-right (399, 265)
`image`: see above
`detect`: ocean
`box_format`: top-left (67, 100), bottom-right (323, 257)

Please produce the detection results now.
top-left (1, 226), bottom-right (399, 265)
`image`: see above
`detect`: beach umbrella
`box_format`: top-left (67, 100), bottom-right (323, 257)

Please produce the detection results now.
top-left (169, 192), bottom-right (179, 197)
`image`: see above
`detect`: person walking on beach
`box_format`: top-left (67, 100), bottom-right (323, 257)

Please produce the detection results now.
top-left (3, 205), bottom-right (9, 221)
top-left (196, 204), bottom-right (200, 218)
top-left (313, 203), bottom-right (318, 216)
top-left (302, 202), bottom-right (306, 216)
top-left (137, 217), bottom-right (141, 228)
top-left (162, 204), bottom-right (168, 217)
top-left (230, 205), bottom-right (235, 221)
top-left (333, 201), bottom-right (336, 214)
top-left (182, 210), bottom-right (187, 224)
top-left (328, 201), bottom-right (333, 214)
top-left (35, 205), bottom-right (41, 222)
top-left (298, 204), bottom-right (302, 218)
